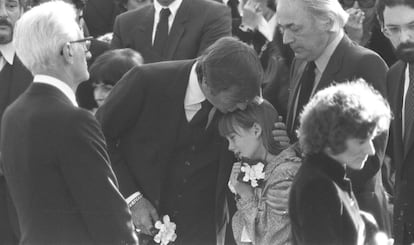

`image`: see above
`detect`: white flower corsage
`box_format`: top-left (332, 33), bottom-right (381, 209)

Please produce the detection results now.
top-left (239, 161), bottom-right (265, 188)
top-left (154, 215), bottom-right (177, 245)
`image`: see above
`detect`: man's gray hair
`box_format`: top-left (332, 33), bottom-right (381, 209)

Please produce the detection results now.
top-left (13, 1), bottom-right (80, 74)
top-left (302, 0), bottom-right (349, 32)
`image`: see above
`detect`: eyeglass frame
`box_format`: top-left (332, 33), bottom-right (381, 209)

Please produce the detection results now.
top-left (382, 21), bottom-right (414, 38)
top-left (60, 36), bottom-right (93, 55)
top-left (339, 0), bottom-right (376, 9)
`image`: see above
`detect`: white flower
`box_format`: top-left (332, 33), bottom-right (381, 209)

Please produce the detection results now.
top-left (154, 215), bottom-right (177, 245)
top-left (240, 162), bottom-right (265, 187)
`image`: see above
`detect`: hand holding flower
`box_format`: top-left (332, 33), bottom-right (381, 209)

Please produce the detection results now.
top-left (230, 162), bottom-right (255, 200)
top-left (154, 215), bottom-right (177, 245)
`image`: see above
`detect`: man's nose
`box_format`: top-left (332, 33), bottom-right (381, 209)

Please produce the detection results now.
top-left (352, 1), bottom-right (360, 9)
top-left (282, 29), bottom-right (294, 44)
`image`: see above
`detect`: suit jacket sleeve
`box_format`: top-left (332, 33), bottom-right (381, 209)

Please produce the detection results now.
top-left (58, 110), bottom-right (137, 244)
top-left (95, 67), bottom-right (147, 195)
top-left (111, 15), bottom-right (123, 50)
top-left (197, 4), bottom-right (231, 56)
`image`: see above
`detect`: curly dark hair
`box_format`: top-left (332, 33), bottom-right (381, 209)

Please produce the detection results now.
top-left (298, 79), bottom-right (392, 156)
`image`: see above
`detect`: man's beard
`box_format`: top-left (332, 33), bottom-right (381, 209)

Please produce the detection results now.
top-left (395, 41), bottom-right (414, 63)
top-left (0, 18), bottom-right (13, 45)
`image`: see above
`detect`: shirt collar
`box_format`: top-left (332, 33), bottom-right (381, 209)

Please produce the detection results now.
top-left (33, 75), bottom-right (78, 107)
top-left (0, 42), bottom-right (16, 65)
top-left (314, 30), bottom-right (344, 74)
top-left (154, 0), bottom-right (183, 20)
top-left (184, 61), bottom-right (205, 107)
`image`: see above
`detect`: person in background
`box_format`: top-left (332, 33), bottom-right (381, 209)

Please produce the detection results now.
top-left (116, 0), bottom-right (152, 12)
top-left (341, 0), bottom-right (397, 66)
top-left (377, 0), bottom-right (414, 243)
top-left (290, 80), bottom-right (392, 245)
top-left (0, 1), bottom-right (138, 243)
top-left (271, 0), bottom-right (392, 234)
top-left (0, 0), bottom-right (32, 243)
top-left (219, 99), bottom-right (301, 245)
top-left (89, 48), bottom-right (143, 112)
top-left (111, 0), bottom-right (231, 63)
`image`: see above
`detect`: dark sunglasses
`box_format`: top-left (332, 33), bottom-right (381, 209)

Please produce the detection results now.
top-left (340, 0), bottom-right (376, 8)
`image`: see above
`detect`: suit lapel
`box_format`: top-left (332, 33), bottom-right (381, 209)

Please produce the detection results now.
top-left (134, 6), bottom-right (158, 59)
top-left (316, 36), bottom-right (349, 91)
top-left (9, 56), bottom-right (32, 103)
top-left (286, 59), bottom-right (307, 135)
top-left (165, 0), bottom-right (189, 60)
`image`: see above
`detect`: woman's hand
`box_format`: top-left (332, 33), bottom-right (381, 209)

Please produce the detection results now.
top-left (230, 162), bottom-right (255, 200)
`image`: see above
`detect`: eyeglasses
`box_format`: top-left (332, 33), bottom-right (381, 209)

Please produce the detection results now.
top-left (339, 0), bottom-right (376, 9)
top-left (61, 36), bottom-right (93, 55)
top-left (382, 22), bottom-right (414, 38)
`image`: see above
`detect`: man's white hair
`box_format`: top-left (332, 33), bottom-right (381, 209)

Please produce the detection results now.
top-left (13, 1), bottom-right (80, 74)
top-left (302, 0), bottom-right (349, 32)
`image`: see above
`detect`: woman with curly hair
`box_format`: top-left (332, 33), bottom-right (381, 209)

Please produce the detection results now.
top-left (289, 79), bottom-right (392, 245)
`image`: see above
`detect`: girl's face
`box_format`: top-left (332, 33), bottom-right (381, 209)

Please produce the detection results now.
top-left (225, 123), bottom-right (263, 160)
top-left (93, 83), bottom-right (113, 107)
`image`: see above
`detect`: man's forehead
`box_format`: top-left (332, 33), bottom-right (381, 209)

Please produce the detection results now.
top-left (276, 0), bottom-right (306, 23)
top-left (383, 5), bottom-right (414, 25)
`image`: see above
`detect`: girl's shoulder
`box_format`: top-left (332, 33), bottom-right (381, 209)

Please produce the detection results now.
top-left (265, 146), bottom-right (302, 180)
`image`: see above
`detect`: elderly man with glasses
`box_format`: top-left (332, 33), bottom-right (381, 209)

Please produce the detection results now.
top-left (378, 0), bottom-right (414, 243)
top-left (0, 1), bottom-right (138, 244)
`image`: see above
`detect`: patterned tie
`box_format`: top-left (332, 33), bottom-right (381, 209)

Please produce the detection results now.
top-left (153, 8), bottom-right (171, 55)
top-left (293, 61), bottom-right (316, 134)
top-left (404, 63), bottom-right (414, 145)
top-left (190, 100), bottom-right (213, 127)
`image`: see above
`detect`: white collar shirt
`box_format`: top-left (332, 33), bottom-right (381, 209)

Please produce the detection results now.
top-left (0, 42), bottom-right (16, 71)
top-left (184, 62), bottom-right (206, 121)
top-left (33, 74), bottom-right (78, 107)
top-left (152, 0), bottom-right (183, 45)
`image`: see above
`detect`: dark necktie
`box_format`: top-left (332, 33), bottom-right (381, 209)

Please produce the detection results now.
top-left (153, 8), bottom-right (171, 55)
top-left (294, 61), bottom-right (316, 132)
top-left (190, 100), bottom-right (213, 128)
top-left (227, 0), bottom-right (240, 19)
top-left (404, 64), bottom-right (414, 145)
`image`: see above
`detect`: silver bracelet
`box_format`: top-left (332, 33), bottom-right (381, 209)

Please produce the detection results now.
top-left (128, 191), bottom-right (143, 208)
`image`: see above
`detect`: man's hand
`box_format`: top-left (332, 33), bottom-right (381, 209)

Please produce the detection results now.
top-left (344, 8), bottom-right (365, 44)
top-left (264, 180), bottom-right (290, 213)
top-left (130, 197), bottom-right (159, 236)
top-left (272, 116), bottom-right (290, 147)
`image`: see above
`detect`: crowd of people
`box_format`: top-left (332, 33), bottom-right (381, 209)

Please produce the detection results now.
top-left (0, 0), bottom-right (414, 244)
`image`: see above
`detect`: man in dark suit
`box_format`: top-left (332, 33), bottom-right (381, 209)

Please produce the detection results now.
top-left (111, 0), bottom-right (231, 63)
top-left (0, 0), bottom-right (32, 243)
top-left (96, 37), bottom-right (263, 245)
top-left (270, 0), bottom-right (391, 234)
top-left (377, 0), bottom-right (414, 243)
top-left (0, 2), bottom-right (138, 244)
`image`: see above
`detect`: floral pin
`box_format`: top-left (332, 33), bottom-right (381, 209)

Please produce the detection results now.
top-left (238, 158), bottom-right (265, 188)
top-left (154, 215), bottom-right (177, 245)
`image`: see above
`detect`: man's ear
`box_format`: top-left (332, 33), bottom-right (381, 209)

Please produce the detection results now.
top-left (61, 43), bottom-right (74, 64)
top-left (252, 122), bottom-right (262, 138)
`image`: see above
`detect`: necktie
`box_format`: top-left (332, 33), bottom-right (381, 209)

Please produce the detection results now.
top-left (190, 100), bottom-right (213, 128)
top-left (404, 64), bottom-right (414, 144)
top-left (227, 0), bottom-right (240, 19)
top-left (153, 8), bottom-right (171, 55)
top-left (293, 61), bottom-right (316, 133)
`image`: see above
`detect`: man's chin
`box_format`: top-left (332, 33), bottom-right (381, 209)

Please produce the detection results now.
top-left (0, 34), bottom-right (12, 45)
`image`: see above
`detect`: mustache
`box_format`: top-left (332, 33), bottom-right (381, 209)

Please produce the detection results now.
top-left (396, 42), bottom-right (414, 52)
top-left (0, 18), bottom-right (12, 28)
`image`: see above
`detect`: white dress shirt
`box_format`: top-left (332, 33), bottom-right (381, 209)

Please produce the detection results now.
top-left (184, 62), bottom-right (206, 121)
top-left (403, 65), bottom-right (410, 139)
top-left (0, 42), bottom-right (16, 71)
top-left (33, 75), bottom-right (78, 107)
top-left (152, 0), bottom-right (183, 45)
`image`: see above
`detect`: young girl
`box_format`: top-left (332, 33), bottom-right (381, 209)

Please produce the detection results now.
top-left (218, 99), bottom-right (301, 245)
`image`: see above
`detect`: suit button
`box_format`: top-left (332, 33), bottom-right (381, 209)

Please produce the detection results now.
top-left (183, 178), bottom-right (187, 184)
top-left (178, 194), bottom-right (183, 198)
top-left (190, 145), bottom-right (196, 151)
top-left (185, 161), bottom-right (191, 166)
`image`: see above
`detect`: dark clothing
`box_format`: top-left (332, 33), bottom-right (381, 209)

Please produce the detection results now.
top-left (280, 35), bottom-right (392, 235)
top-left (0, 55), bottom-right (32, 244)
top-left (111, 0), bottom-right (231, 63)
top-left (83, 0), bottom-right (119, 37)
top-left (96, 60), bottom-right (234, 244)
top-left (386, 61), bottom-right (414, 244)
top-left (1, 83), bottom-right (137, 244)
top-left (289, 153), bottom-right (366, 245)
